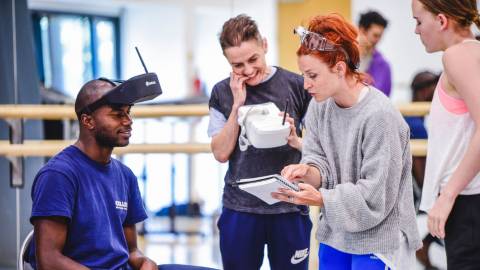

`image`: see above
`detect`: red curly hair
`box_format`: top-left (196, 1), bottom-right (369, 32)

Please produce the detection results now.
top-left (297, 13), bottom-right (371, 83)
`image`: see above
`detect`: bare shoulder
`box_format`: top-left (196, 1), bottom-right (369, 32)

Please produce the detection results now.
top-left (443, 40), bottom-right (480, 64)
top-left (442, 40), bottom-right (480, 97)
top-left (443, 41), bottom-right (480, 75)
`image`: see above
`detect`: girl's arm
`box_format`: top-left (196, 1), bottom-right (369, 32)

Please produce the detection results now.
top-left (428, 42), bottom-right (480, 238)
top-left (440, 44), bottom-right (480, 198)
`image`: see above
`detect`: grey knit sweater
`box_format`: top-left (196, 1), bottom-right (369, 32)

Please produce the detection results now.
top-left (302, 87), bottom-right (421, 254)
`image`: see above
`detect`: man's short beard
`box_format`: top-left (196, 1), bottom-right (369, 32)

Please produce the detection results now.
top-left (94, 129), bottom-right (128, 148)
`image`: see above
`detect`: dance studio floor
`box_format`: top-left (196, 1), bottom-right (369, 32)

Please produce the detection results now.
top-left (0, 214), bottom-right (446, 270)
top-left (140, 214), bottom-right (447, 270)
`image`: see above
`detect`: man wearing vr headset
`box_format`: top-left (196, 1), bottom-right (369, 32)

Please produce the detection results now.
top-left (208, 14), bottom-right (312, 270)
top-left (27, 78), bottom-right (159, 269)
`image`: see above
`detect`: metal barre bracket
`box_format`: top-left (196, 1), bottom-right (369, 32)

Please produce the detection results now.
top-left (6, 118), bottom-right (24, 188)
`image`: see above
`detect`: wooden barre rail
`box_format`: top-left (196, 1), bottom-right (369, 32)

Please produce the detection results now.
top-left (0, 139), bottom-right (427, 157)
top-left (0, 104), bottom-right (210, 119)
top-left (0, 102), bottom-right (431, 119)
top-left (410, 139), bottom-right (427, 157)
top-left (0, 140), bottom-right (211, 157)
top-left (0, 103), bottom-right (429, 157)
top-left (395, 102), bottom-right (431, 116)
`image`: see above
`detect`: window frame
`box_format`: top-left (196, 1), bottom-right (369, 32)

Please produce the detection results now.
top-left (31, 10), bottom-right (121, 88)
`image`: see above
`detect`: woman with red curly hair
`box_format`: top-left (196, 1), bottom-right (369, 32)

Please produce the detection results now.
top-left (272, 14), bottom-right (421, 269)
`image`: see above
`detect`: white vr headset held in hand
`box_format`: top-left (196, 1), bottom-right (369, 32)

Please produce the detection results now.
top-left (237, 102), bottom-right (291, 151)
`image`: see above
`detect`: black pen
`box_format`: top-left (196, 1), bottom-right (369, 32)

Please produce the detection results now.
top-left (282, 100), bottom-right (289, 125)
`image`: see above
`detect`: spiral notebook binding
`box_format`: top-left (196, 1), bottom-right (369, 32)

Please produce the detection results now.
top-left (276, 175), bottom-right (299, 191)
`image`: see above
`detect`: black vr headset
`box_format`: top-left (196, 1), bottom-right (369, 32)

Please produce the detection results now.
top-left (79, 47), bottom-right (162, 115)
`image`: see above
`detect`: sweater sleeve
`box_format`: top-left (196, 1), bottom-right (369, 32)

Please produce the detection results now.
top-left (300, 102), bottom-right (333, 189)
top-left (320, 111), bottom-right (409, 233)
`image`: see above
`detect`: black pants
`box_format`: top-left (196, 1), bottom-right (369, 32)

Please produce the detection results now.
top-left (445, 194), bottom-right (480, 270)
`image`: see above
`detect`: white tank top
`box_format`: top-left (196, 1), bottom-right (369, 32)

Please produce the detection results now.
top-left (419, 41), bottom-right (480, 211)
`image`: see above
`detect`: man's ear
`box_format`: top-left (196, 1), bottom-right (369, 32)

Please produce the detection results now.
top-left (81, 114), bottom-right (95, 130)
top-left (437, 13), bottom-right (449, 30)
top-left (262, 37), bottom-right (268, 54)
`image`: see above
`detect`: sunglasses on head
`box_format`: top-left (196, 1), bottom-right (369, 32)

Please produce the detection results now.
top-left (293, 26), bottom-right (358, 70)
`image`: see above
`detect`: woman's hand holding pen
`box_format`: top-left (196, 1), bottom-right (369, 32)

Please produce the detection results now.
top-left (274, 183), bottom-right (323, 207)
top-left (230, 72), bottom-right (248, 108)
top-left (281, 163), bottom-right (311, 181)
top-left (271, 164), bottom-right (323, 207)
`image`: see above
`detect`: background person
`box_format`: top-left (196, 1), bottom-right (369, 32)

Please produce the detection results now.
top-left (358, 10), bottom-right (392, 96)
top-left (405, 71), bottom-right (443, 270)
top-left (412, 0), bottom-right (480, 268)
top-left (406, 71), bottom-right (438, 190)
top-left (208, 14), bottom-right (312, 270)
top-left (272, 13), bottom-right (421, 270)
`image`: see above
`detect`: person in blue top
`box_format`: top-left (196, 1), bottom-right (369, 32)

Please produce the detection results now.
top-left (28, 79), bottom-right (217, 270)
top-left (404, 70), bottom-right (442, 270)
top-left (405, 71), bottom-right (438, 189)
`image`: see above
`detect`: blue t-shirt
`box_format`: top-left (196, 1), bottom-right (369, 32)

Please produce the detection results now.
top-left (28, 145), bottom-right (147, 270)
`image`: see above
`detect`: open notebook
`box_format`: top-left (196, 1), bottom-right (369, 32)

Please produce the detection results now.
top-left (235, 174), bottom-right (299, 205)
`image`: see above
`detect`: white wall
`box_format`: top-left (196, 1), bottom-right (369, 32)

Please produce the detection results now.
top-left (120, 0), bottom-right (277, 102)
top-left (29, 0), bottom-right (278, 101)
top-left (121, 2), bottom-right (188, 101)
top-left (193, 1), bottom-right (278, 95)
top-left (352, 0), bottom-right (443, 103)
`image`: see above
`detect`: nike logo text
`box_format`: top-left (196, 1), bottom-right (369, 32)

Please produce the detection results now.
top-left (291, 248), bottom-right (309, 264)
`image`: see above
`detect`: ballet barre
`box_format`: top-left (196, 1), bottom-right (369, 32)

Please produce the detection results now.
top-left (0, 140), bottom-right (211, 157)
top-left (0, 104), bottom-right (209, 119)
top-left (0, 102), bottom-right (430, 119)
top-left (0, 102), bottom-right (430, 187)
